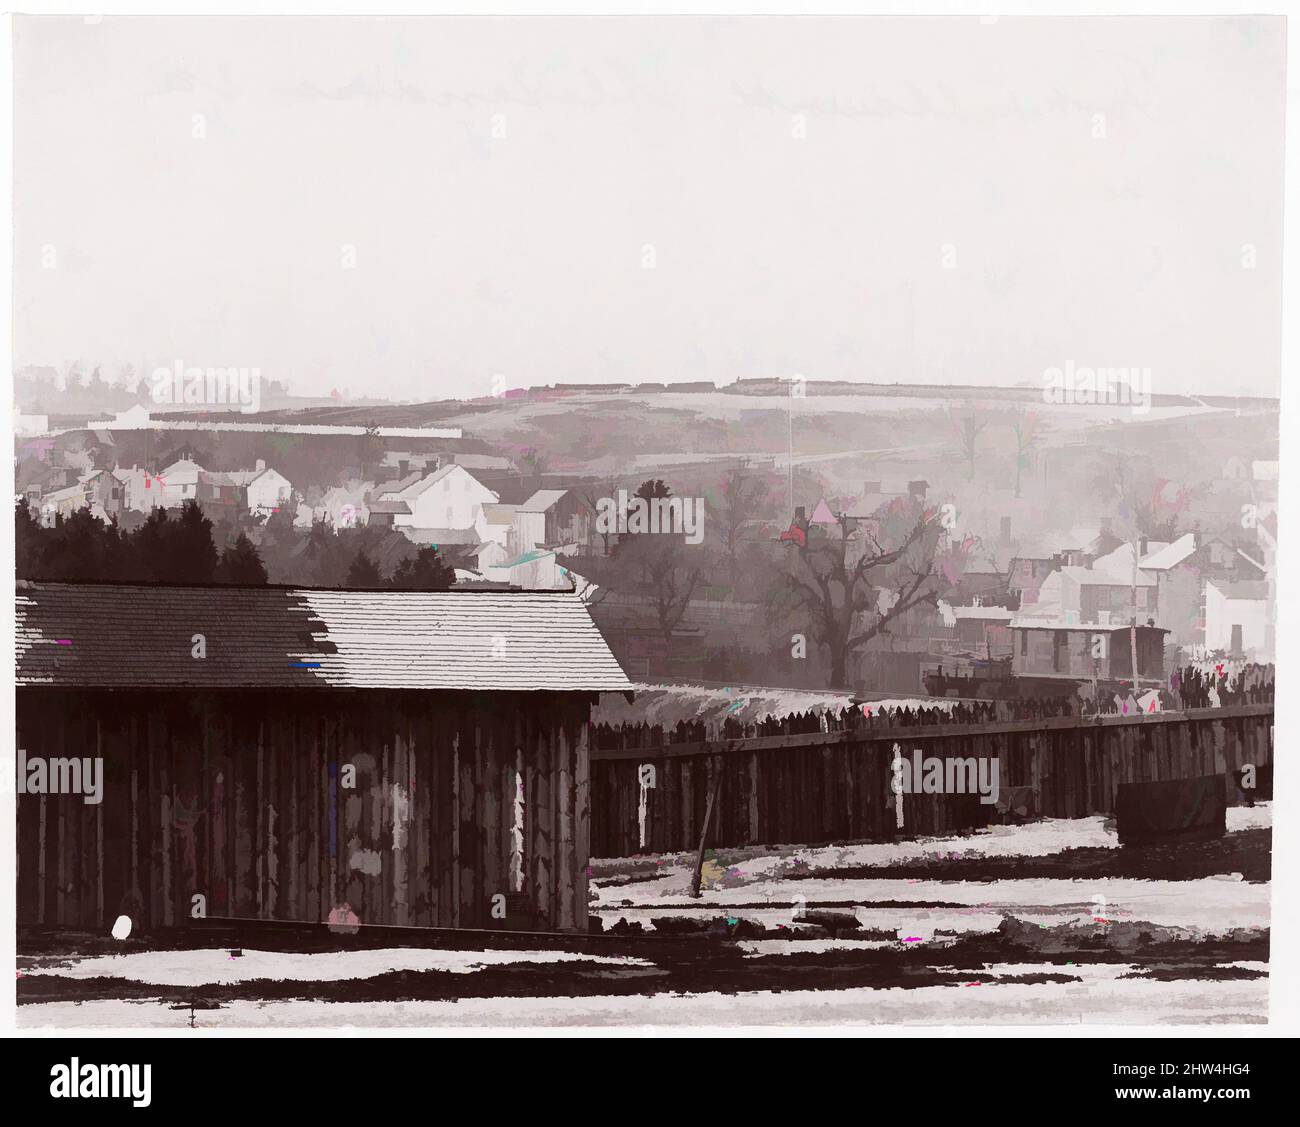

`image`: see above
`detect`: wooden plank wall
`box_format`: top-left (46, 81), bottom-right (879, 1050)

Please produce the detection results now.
top-left (16, 689), bottom-right (594, 934)
top-left (590, 705), bottom-right (1274, 857)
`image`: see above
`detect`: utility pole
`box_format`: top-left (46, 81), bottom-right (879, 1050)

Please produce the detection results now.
top-left (1130, 538), bottom-right (1140, 696)
top-left (787, 387), bottom-right (794, 518)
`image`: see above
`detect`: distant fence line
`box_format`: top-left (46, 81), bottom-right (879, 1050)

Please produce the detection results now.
top-left (589, 704), bottom-right (1274, 858)
top-left (591, 667), bottom-right (1276, 754)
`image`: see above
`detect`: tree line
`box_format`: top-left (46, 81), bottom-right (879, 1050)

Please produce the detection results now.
top-left (15, 498), bottom-right (455, 590)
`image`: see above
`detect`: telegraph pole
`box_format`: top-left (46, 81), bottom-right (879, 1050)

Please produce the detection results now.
top-left (1130, 539), bottom-right (1140, 695)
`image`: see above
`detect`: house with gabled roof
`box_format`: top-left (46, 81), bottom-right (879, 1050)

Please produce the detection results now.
top-left (513, 488), bottom-right (589, 554)
top-left (1204, 577), bottom-right (1269, 658)
top-left (376, 464), bottom-right (498, 533)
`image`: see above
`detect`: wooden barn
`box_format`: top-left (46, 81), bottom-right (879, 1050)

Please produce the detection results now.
top-left (15, 581), bottom-right (631, 934)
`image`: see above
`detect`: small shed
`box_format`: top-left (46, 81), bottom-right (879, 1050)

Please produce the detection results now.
top-left (15, 581), bottom-right (631, 934)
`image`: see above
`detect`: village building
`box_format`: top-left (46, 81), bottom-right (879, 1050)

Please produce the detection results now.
top-left (157, 458), bottom-right (203, 507)
top-left (79, 468), bottom-right (125, 522)
top-left (195, 471), bottom-right (244, 523)
top-left (111, 465), bottom-right (167, 513)
top-left (512, 489), bottom-right (590, 553)
top-left (15, 581), bottom-right (631, 934)
top-left (478, 503), bottom-right (519, 548)
top-left (1010, 621), bottom-right (1168, 684)
top-left (377, 464), bottom-right (499, 532)
top-left (1204, 578), bottom-right (1270, 659)
top-left (366, 498), bottom-right (411, 528)
top-left (38, 484), bottom-right (89, 526)
top-left (938, 601), bottom-right (1016, 657)
top-left (242, 464), bottom-right (295, 516)
top-left (946, 558), bottom-right (1011, 606)
top-left (1008, 551), bottom-right (1060, 607)
top-left (1027, 556), bottom-right (1158, 626)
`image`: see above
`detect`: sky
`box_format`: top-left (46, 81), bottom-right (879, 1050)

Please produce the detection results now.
top-left (12, 14), bottom-right (1287, 401)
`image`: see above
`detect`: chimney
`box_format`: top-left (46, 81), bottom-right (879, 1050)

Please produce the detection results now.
top-left (398, 458), bottom-right (409, 477)
top-left (255, 458), bottom-right (266, 472)
top-left (1000, 516), bottom-right (1012, 544)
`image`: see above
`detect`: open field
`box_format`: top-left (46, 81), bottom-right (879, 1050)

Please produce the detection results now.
top-left (18, 806), bottom-right (1270, 1029)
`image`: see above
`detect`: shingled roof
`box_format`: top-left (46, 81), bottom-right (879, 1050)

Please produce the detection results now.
top-left (16, 582), bottom-right (631, 692)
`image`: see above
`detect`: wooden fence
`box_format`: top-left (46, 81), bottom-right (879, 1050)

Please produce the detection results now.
top-left (590, 704), bottom-right (1274, 858)
top-left (17, 689), bottom-right (593, 933)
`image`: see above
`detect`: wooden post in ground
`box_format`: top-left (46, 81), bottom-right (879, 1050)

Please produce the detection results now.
top-left (690, 752), bottom-right (723, 898)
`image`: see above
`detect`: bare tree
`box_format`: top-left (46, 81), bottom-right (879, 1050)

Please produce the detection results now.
top-left (1008, 406), bottom-right (1044, 497)
top-left (714, 465), bottom-right (768, 599)
top-left (947, 406), bottom-right (991, 481)
top-left (640, 535), bottom-right (703, 642)
top-left (779, 500), bottom-right (952, 689)
top-left (517, 446), bottom-right (550, 492)
top-left (578, 480), bottom-right (618, 555)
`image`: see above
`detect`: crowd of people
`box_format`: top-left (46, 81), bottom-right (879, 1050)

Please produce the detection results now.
top-left (592, 663), bottom-right (1275, 750)
top-left (1169, 662), bottom-right (1274, 709)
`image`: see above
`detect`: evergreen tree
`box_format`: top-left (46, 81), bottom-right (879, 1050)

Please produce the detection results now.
top-left (173, 500), bottom-right (219, 582)
top-left (389, 546), bottom-right (455, 590)
top-left (217, 533), bottom-right (269, 585)
top-left (39, 509), bottom-right (118, 581)
top-left (15, 498), bottom-right (42, 578)
top-left (345, 549), bottom-right (382, 587)
top-left (131, 501), bottom-right (217, 583)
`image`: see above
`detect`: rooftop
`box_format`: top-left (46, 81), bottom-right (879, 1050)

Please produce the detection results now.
top-left (16, 581), bottom-right (631, 692)
top-left (1010, 618), bottom-right (1167, 632)
top-left (518, 489), bottom-right (570, 513)
top-left (1060, 564), bottom-right (1156, 587)
top-left (481, 503), bottom-right (519, 526)
top-left (1139, 533), bottom-right (1197, 571)
top-left (1207, 578), bottom-right (1270, 601)
top-left (949, 604), bottom-right (1016, 620)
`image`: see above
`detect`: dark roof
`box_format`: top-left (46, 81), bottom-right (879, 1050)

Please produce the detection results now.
top-left (16, 582), bottom-right (631, 692)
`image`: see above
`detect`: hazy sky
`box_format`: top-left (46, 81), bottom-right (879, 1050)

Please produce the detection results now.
top-left (13, 14), bottom-right (1286, 400)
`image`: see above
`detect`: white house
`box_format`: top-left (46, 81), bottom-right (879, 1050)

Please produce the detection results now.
top-left (244, 465), bottom-right (294, 515)
top-left (39, 483), bottom-right (88, 525)
top-left (385, 464), bottom-right (498, 531)
top-left (157, 458), bottom-right (203, 506)
top-left (112, 465), bottom-right (167, 512)
top-left (1204, 578), bottom-right (1270, 658)
top-left (478, 503), bottom-right (518, 547)
top-left (510, 489), bottom-right (588, 554)
top-left (108, 404), bottom-right (153, 430)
